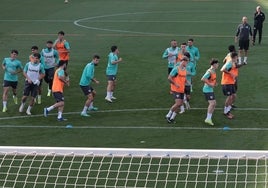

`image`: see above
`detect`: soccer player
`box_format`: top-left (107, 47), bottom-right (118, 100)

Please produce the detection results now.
top-left (235, 16), bottom-right (253, 64)
top-left (53, 31), bottom-right (71, 68)
top-left (19, 53), bottom-right (45, 115)
top-left (223, 45), bottom-right (243, 109)
top-left (186, 38), bottom-right (200, 68)
top-left (105, 45), bottom-right (123, 102)
top-left (186, 38), bottom-right (200, 92)
top-left (165, 56), bottom-right (189, 123)
top-left (201, 59), bottom-right (219, 126)
top-left (253, 6), bottom-right (265, 45)
top-left (29, 46), bottom-right (43, 104)
top-left (220, 52), bottom-right (238, 119)
top-left (41, 40), bottom-right (59, 97)
top-left (44, 61), bottom-right (69, 121)
top-left (162, 39), bottom-right (179, 74)
top-left (79, 55), bottom-right (100, 117)
top-left (2, 50), bottom-right (23, 112)
top-left (180, 51), bottom-right (196, 113)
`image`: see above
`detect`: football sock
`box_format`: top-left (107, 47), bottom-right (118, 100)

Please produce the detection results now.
top-left (171, 112), bottom-right (177, 120)
top-left (166, 110), bottom-right (173, 118)
top-left (47, 106), bottom-right (54, 111)
top-left (206, 113), bottom-right (212, 119)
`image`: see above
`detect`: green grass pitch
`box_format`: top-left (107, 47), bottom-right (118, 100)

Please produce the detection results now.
top-left (0, 0), bottom-right (267, 150)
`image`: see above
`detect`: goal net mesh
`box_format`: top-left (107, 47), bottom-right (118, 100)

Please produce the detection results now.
top-left (0, 147), bottom-right (267, 188)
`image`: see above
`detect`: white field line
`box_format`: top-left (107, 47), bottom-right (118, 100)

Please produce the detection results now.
top-left (0, 107), bottom-right (268, 121)
top-left (0, 107), bottom-right (268, 131)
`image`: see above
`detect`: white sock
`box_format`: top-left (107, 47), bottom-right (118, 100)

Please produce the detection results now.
top-left (106, 92), bottom-right (112, 98)
top-left (47, 106), bottom-right (54, 111)
top-left (224, 106), bottom-right (228, 114)
top-left (3, 101), bottom-right (7, 108)
top-left (244, 57), bottom-right (247, 62)
top-left (166, 110), bottom-right (173, 118)
top-left (57, 111), bottom-right (62, 119)
top-left (238, 57), bottom-right (242, 63)
top-left (227, 105), bottom-right (232, 112)
top-left (206, 113), bottom-right (212, 119)
top-left (82, 106), bottom-right (88, 113)
top-left (89, 102), bottom-right (93, 108)
top-left (27, 106), bottom-right (32, 112)
top-left (180, 105), bottom-right (185, 112)
top-left (171, 112), bottom-right (177, 120)
top-left (38, 95), bottom-right (41, 99)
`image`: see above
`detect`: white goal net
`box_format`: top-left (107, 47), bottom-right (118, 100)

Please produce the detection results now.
top-left (0, 147), bottom-right (267, 188)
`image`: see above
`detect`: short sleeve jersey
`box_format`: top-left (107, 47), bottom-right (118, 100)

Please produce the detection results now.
top-left (79, 62), bottom-right (95, 86)
top-left (106, 52), bottom-right (118, 75)
top-left (2, 57), bottom-right (23, 81)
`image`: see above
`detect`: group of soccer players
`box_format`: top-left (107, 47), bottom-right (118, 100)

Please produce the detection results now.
top-left (2, 31), bottom-right (70, 121)
top-left (163, 38), bottom-right (246, 126)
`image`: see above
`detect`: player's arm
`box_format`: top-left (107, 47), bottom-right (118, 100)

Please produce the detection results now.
top-left (111, 57), bottom-right (122, 64)
top-left (162, 49), bottom-right (169, 59)
top-left (58, 70), bottom-right (69, 86)
top-left (39, 65), bottom-right (46, 80)
top-left (54, 50), bottom-right (60, 65)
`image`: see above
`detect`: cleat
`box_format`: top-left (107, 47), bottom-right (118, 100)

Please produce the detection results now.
top-left (105, 97), bottom-right (113, 103)
top-left (13, 95), bottom-right (18, 104)
top-left (37, 96), bottom-right (41, 104)
top-left (19, 104), bottom-right (24, 112)
top-left (243, 61), bottom-right (247, 65)
top-left (81, 112), bottom-right (90, 117)
top-left (44, 108), bottom-right (48, 117)
top-left (166, 116), bottom-right (171, 123)
top-left (168, 118), bottom-right (176, 124)
top-left (2, 107), bottom-right (7, 112)
top-left (26, 110), bottom-right (31, 115)
top-left (111, 96), bottom-right (117, 100)
top-left (47, 90), bottom-right (51, 97)
top-left (205, 119), bottom-right (214, 126)
top-left (88, 106), bottom-right (98, 111)
top-left (224, 112), bottom-right (234, 119)
top-left (57, 117), bottom-right (67, 121)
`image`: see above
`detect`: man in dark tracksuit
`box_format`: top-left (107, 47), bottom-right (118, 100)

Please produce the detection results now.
top-left (235, 17), bottom-right (253, 65)
top-left (253, 6), bottom-right (265, 45)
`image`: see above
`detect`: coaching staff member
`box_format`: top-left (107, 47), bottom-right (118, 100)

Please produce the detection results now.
top-left (253, 6), bottom-right (265, 45)
top-left (235, 16), bottom-right (253, 65)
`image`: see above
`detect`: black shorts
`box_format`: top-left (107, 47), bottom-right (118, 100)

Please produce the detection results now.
top-left (45, 68), bottom-right (55, 82)
top-left (238, 39), bottom-right (249, 51)
top-left (53, 92), bottom-right (64, 102)
top-left (80, 85), bottom-right (94, 96)
top-left (184, 85), bottom-right (191, 95)
top-left (107, 75), bottom-right (116, 81)
top-left (3, 80), bottom-right (18, 89)
top-left (172, 92), bottom-right (184, 100)
top-left (222, 84), bottom-right (236, 96)
top-left (204, 92), bottom-right (216, 101)
top-left (23, 81), bottom-right (39, 97)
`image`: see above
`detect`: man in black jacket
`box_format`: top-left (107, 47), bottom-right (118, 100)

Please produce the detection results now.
top-left (253, 6), bottom-right (265, 45)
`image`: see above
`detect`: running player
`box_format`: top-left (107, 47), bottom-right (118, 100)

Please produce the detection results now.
top-left (44, 61), bottom-right (69, 121)
top-left (53, 31), bottom-right (70, 68)
top-left (2, 49), bottom-right (23, 112)
top-left (79, 55), bottom-right (100, 117)
top-left (201, 59), bottom-right (219, 126)
top-left (165, 56), bottom-right (189, 123)
top-left (105, 45), bottom-right (123, 102)
top-left (41, 40), bottom-right (59, 97)
top-left (19, 53), bottom-right (45, 115)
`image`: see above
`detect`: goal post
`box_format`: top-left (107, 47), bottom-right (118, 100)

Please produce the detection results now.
top-left (0, 146), bottom-right (267, 188)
